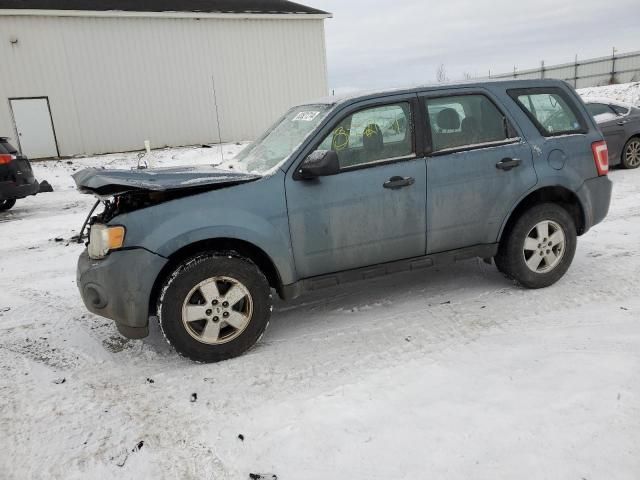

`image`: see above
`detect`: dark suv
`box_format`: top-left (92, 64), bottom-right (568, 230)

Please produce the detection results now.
top-left (75, 79), bottom-right (612, 362)
top-left (0, 137), bottom-right (51, 211)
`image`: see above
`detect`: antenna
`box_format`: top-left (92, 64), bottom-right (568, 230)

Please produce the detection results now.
top-left (211, 74), bottom-right (224, 164)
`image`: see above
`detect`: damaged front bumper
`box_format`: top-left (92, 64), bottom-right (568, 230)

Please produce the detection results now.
top-left (77, 248), bottom-right (167, 338)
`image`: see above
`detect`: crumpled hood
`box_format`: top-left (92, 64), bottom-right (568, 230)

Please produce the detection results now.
top-left (73, 165), bottom-right (261, 196)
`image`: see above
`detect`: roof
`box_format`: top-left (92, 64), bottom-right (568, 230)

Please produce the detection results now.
top-left (306, 78), bottom-right (571, 107)
top-left (0, 0), bottom-right (329, 15)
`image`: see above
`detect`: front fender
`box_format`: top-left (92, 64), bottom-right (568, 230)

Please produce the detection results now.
top-left (114, 171), bottom-right (297, 285)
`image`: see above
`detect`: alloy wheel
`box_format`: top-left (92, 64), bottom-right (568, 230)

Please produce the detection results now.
top-left (523, 220), bottom-right (566, 273)
top-left (181, 276), bottom-right (253, 345)
top-left (625, 140), bottom-right (640, 168)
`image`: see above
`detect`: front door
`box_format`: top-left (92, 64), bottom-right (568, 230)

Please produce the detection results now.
top-left (421, 90), bottom-right (537, 253)
top-left (285, 98), bottom-right (427, 279)
top-left (10, 97), bottom-right (59, 159)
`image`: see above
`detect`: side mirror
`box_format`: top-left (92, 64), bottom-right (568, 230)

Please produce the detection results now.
top-left (298, 150), bottom-right (340, 179)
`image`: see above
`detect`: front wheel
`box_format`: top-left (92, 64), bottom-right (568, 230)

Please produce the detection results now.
top-left (495, 203), bottom-right (577, 289)
top-left (621, 137), bottom-right (640, 169)
top-left (158, 254), bottom-right (271, 362)
top-left (0, 199), bottom-right (16, 211)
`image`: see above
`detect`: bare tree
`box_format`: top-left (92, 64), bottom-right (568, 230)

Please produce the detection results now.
top-left (462, 72), bottom-right (473, 80)
top-left (436, 64), bottom-right (449, 83)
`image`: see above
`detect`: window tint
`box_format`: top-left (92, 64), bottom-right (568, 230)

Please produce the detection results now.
top-left (317, 103), bottom-right (413, 168)
top-left (586, 103), bottom-right (615, 117)
top-left (610, 104), bottom-right (629, 116)
top-left (425, 94), bottom-right (510, 151)
top-left (510, 89), bottom-right (584, 136)
top-left (0, 139), bottom-right (17, 154)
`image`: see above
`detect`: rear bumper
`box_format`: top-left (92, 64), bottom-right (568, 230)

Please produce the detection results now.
top-left (577, 175), bottom-right (612, 233)
top-left (77, 248), bottom-right (167, 338)
top-left (0, 178), bottom-right (39, 201)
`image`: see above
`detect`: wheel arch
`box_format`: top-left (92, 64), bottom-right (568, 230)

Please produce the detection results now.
top-left (149, 237), bottom-right (285, 318)
top-left (499, 186), bottom-right (586, 243)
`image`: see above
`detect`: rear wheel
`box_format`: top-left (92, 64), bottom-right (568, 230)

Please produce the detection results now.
top-left (621, 138), bottom-right (640, 169)
top-left (495, 203), bottom-right (576, 288)
top-left (0, 199), bottom-right (16, 211)
top-left (158, 254), bottom-right (271, 363)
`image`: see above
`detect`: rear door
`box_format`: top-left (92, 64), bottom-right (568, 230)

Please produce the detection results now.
top-left (420, 89), bottom-right (537, 253)
top-left (586, 103), bottom-right (626, 165)
top-left (285, 95), bottom-right (427, 278)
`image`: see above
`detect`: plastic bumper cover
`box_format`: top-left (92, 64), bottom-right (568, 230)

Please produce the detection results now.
top-left (77, 248), bottom-right (167, 338)
top-left (576, 175), bottom-right (612, 233)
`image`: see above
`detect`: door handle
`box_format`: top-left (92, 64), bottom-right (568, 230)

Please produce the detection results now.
top-left (496, 158), bottom-right (521, 171)
top-left (383, 176), bottom-right (415, 189)
top-left (616, 120), bottom-right (627, 126)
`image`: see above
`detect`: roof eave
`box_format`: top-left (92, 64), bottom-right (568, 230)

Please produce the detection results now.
top-left (0, 9), bottom-right (332, 19)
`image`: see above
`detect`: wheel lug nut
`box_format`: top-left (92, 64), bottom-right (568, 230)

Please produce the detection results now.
top-left (222, 301), bottom-right (229, 308)
top-left (206, 309), bottom-right (212, 315)
top-left (212, 300), bottom-right (218, 305)
top-left (223, 312), bottom-right (229, 318)
top-left (212, 316), bottom-right (219, 322)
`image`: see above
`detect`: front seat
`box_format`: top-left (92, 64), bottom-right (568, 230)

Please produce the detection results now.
top-left (435, 108), bottom-right (461, 149)
top-left (361, 123), bottom-right (384, 162)
top-left (461, 115), bottom-right (480, 144)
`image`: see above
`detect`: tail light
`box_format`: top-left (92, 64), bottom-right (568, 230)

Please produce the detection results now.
top-left (0, 154), bottom-right (13, 165)
top-left (591, 141), bottom-right (609, 176)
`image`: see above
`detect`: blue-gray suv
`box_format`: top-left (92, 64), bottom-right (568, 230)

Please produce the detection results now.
top-left (75, 79), bottom-right (612, 362)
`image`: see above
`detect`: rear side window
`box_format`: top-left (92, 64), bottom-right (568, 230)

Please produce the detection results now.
top-left (509, 87), bottom-right (586, 136)
top-left (586, 103), bottom-right (615, 117)
top-left (425, 94), bottom-right (514, 152)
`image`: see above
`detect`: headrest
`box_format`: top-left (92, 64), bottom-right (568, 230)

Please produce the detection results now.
top-left (437, 108), bottom-right (460, 130)
top-left (362, 123), bottom-right (383, 152)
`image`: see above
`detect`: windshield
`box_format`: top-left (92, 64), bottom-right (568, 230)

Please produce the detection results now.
top-left (220, 104), bottom-right (331, 175)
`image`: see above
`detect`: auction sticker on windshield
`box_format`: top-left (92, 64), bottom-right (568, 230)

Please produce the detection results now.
top-left (293, 111), bottom-right (320, 122)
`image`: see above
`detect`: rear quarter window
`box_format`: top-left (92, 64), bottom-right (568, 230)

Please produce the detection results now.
top-left (508, 87), bottom-right (587, 137)
top-left (0, 139), bottom-right (18, 154)
top-left (610, 104), bottom-right (630, 116)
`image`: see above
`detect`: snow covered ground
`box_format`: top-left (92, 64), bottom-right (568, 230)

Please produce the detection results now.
top-left (1, 144), bottom-right (639, 479)
top-left (578, 81), bottom-right (640, 106)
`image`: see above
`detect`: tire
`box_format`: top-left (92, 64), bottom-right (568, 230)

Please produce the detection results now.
top-left (158, 254), bottom-right (271, 363)
top-left (495, 203), bottom-right (577, 289)
top-left (0, 199), bottom-right (16, 211)
top-left (621, 137), bottom-right (640, 169)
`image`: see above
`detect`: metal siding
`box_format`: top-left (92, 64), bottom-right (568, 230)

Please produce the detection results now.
top-left (0, 15), bottom-right (328, 156)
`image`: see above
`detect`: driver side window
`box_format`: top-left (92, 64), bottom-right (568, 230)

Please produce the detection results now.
top-left (318, 103), bottom-right (413, 169)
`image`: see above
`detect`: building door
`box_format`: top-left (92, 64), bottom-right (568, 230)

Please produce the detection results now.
top-left (9, 98), bottom-right (59, 158)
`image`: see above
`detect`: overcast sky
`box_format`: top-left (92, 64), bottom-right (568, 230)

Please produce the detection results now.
top-left (310, 0), bottom-right (640, 92)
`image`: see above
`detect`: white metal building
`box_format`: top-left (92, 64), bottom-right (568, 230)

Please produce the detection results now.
top-left (0, 0), bottom-right (330, 158)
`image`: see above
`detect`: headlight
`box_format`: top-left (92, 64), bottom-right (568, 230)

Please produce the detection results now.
top-left (88, 224), bottom-right (126, 259)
